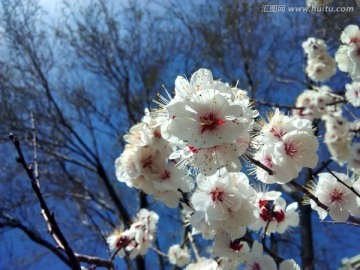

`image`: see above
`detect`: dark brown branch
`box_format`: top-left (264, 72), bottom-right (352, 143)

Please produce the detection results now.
top-left (9, 134), bottom-right (118, 269)
top-left (261, 205), bottom-right (275, 260)
top-left (0, 214), bottom-right (71, 268)
top-left (325, 99), bottom-right (346, 106)
top-left (9, 134), bottom-right (81, 270)
top-left (75, 253), bottom-right (114, 270)
top-left (253, 98), bottom-right (345, 111)
top-left (311, 159), bottom-right (332, 176)
top-left (27, 48), bottom-right (131, 224)
top-left (289, 181), bottom-right (329, 211)
top-left (178, 188), bottom-right (194, 210)
top-left (96, 164), bottom-right (131, 224)
top-left (246, 155), bottom-right (274, 175)
top-left (30, 112), bottom-right (40, 187)
top-left (290, 180), bottom-right (360, 223)
top-left (253, 99), bottom-right (302, 110)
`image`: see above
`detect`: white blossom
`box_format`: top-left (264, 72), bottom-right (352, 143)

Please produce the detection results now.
top-left (311, 173), bottom-right (358, 222)
top-left (255, 110), bottom-right (318, 184)
top-left (279, 259), bottom-right (301, 270)
top-left (185, 258), bottom-right (220, 270)
top-left (107, 209), bottom-right (159, 259)
top-left (250, 194), bottom-right (299, 234)
top-left (294, 86), bottom-right (342, 120)
top-left (346, 81), bottom-right (360, 107)
top-left (243, 241), bottom-right (277, 270)
top-left (323, 114), bottom-right (352, 165)
top-left (302, 37), bottom-right (327, 58)
top-left (302, 38), bottom-right (336, 82)
top-left (305, 52), bottom-right (336, 82)
top-left (191, 169), bottom-right (244, 222)
top-left (168, 244), bottom-right (191, 267)
top-left (156, 68), bottom-right (257, 175)
top-left (212, 230), bottom-right (250, 261)
top-left (335, 25), bottom-right (360, 81)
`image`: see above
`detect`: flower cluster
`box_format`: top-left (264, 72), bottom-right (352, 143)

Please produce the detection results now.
top-left (293, 85), bottom-right (342, 120)
top-left (109, 22), bottom-right (360, 268)
top-left (302, 37), bottom-right (336, 82)
top-left (189, 169), bottom-right (257, 239)
top-left (335, 25), bottom-right (360, 82)
top-left (254, 109), bottom-right (319, 184)
top-left (115, 110), bottom-right (193, 207)
top-left (322, 112), bottom-right (360, 173)
top-left (106, 209), bottom-right (159, 258)
top-left (156, 68), bottom-right (258, 175)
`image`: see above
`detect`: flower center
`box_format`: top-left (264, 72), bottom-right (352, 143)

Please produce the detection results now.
top-left (116, 235), bottom-right (131, 249)
top-left (260, 208), bottom-right (285, 222)
top-left (153, 130), bottom-right (162, 138)
top-left (251, 263), bottom-right (261, 270)
top-left (259, 201), bottom-right (285, 223)
top-left (350, 37), bottom-right (360, 44)
top-left (200, 113), bottom-right (225, 134)
top-left (210, 187), bottom-right (224, 202)
top-left (270, 126), bottom-right (286, 139)
top-left (263, 156), bottom-right (273, 168)
top-left (229, 239), bottom-right (243, 251)
top-left (284, 142), bottom-right (297, 157)
top-left (160, 170), bottom-right (171, 180)
top-left (259, 199), bottom-right (269, 208)
top-left (330, 189), bottom-right (343, 202)
top-left (142, 155), bottom-right (153, 169)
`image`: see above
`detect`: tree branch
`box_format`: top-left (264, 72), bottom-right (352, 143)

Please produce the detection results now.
top-left (9, 133), bottom-right (82, 270)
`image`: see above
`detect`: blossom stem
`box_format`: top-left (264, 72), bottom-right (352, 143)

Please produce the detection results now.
top-left (150, 246), bottom-right (168, 257)
top-left (187, 232), bottom-right (200, 261)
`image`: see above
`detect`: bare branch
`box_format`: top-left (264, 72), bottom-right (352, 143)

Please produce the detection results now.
top-left (9, 134), bottom-right (81, 270)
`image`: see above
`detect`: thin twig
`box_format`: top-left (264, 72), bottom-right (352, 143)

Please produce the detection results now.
top-left (150, 246), bottom-right (168, 258)
top-left (9, 133), bottom-right (82, 270)
top-left (311, 159), bottom-right (332, 176)
top-left (320, 220), bottom-right (360, 227)
top-left (289, 181), bottom-right (329, 211)
top-left (30, 112), bottom-right (40, 188)
top-left (246, 155), bottom-right (274, 175)
top-left (75, 253), bottom-right (115, 270)
top-left (261, 205), bottom-right (275, 257)
top-left (253, 99), bottom-right (302, 110)
top-left (187, 232), bottom-right (199, 261)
